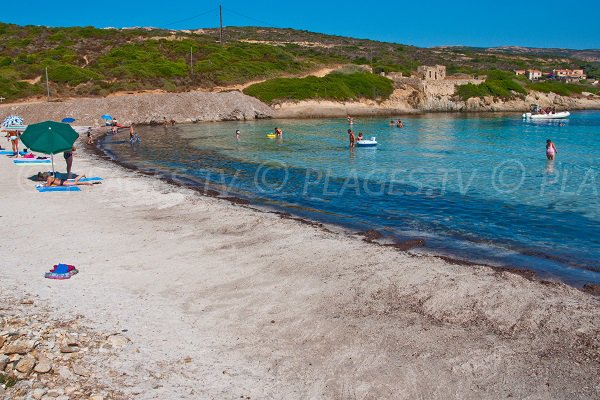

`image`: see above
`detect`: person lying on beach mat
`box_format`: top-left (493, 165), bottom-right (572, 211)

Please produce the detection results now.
top-left (37, 172), bottom-right (101, 187)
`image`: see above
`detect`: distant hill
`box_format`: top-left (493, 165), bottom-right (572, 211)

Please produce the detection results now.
top-left (0, 22), bottom-right (598, 102)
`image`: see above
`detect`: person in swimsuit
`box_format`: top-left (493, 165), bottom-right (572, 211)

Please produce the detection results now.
top-left (275, 127), bottom-right (283, 138)
top-left (348, 129), bottom-right (355, 148)
top-left (357, 132), bottom-right (364, 141)
top-left (236, 129), bottom-right (241, 141)
top-left (64, 146), bottom-right (75, 178)
top-left (38, 173), bottom-right (100, 187)
top-left (389, 120), bottom-right (395, 127)
top-left (87, 129), bottom-right (94, 144)
top-left (396, 119), bottom-right (404, 128)
top-left (6, 130), bottom-right (19, 157)
top-left (546, 139), bottom-right (557, 160)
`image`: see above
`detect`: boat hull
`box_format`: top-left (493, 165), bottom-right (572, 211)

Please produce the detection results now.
top-left (522, 111), bottom-right (570, 119)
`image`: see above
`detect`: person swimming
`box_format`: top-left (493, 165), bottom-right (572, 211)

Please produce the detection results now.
top-left (396, 119), bottom-right (404, 128)
top-left (546, 139), bottom-right (557, 160)
top-left (236, 129), bottom-right (241, 140)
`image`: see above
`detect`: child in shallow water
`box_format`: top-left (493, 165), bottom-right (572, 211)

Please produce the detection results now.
top-left (546, 139), bottom-right (557, 160)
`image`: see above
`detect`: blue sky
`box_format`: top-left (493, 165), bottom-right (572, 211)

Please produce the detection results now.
top-left (3, 0), bottom-right (598, 49)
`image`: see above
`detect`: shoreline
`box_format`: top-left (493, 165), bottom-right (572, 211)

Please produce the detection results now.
top-left (1, 143), bottom-right (599, 398)
top-left (92, 132), bottom-right (600, 295)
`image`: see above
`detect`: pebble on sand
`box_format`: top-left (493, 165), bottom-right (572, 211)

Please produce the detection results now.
top-left (33, 356), bottom-right (52, 374)
top-left (15, 355), bottom-right (36, 374)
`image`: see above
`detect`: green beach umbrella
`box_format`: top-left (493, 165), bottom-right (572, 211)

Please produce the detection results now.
top-left (21, 121), bottom-right (79, 174)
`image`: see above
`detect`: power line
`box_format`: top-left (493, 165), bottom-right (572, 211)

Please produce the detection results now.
top-left (221, 7), bottom-right (273, 27)
top-left (164, 8), bottom-right (219, 28)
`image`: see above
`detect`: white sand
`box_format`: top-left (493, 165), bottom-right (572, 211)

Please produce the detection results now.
top-left (1, 144), bottom-right (599, 399)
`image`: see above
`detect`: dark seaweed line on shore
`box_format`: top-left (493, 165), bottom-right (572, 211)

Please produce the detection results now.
top-left (89, 132), bottom-right (600, 296)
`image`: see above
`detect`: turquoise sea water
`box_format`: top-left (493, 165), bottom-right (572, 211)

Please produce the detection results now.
top-left (99, 111), bottom-right (600, 286)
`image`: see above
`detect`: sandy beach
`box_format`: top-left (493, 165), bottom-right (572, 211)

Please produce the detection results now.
top-left (1, 141), bottom-right (599, 399)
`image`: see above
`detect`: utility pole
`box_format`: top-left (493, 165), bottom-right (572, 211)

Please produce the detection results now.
top-left (190, 47), bottom-right (193, 74)
top-left (219, 5), bottom-right (223, 45)
top-left (45, 66), bottom-right (50, 102)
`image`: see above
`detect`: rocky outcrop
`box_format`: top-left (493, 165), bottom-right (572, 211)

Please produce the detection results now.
top-left (274, 87), bottom-right (600, 118)
top-left (2, 86), bottom-right (599, 124)
top-left (0, 91), bottom-right (274, 126)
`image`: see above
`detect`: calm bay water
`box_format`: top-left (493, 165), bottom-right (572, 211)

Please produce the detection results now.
top-left (99, 111), bottom-right (600, 286)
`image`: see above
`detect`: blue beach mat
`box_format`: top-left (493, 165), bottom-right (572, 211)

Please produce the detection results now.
top-left (67, 177), bottom-right (103, 182)
top-left (36, 185), bottom-right (81, 192)
top-left (13, 159), bottom-right (51, 165)
top-left (1, 150), bottom-right (29, 155)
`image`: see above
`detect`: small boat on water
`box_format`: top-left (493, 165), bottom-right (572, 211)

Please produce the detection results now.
top-left (523, 104), bottom-right (570, 120)
top-left (356, 136), bottom-right (378, 147)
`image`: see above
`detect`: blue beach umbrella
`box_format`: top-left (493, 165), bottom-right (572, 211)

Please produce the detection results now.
top-left (61, 117), bottom-right (76, 123)
top-left (101, 114), bottom-right (113, 120)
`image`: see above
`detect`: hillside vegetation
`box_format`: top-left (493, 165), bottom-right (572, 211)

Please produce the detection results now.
top-left (456, 70), bottom-right (528, 100)
top-left (244, 72), bottom-right (394, 103)
top-left (0, 22), bottom-right (598, 103)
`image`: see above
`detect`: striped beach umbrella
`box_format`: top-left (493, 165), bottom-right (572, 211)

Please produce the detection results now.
top-left (2, 115), bottom-right (24, 128)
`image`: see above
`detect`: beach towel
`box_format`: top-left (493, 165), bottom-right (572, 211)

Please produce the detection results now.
top-left (13, 159), bottom-right (52, 165)
top-left (44, 263), bottom-right (79, 280)
top-left (67, 177), bottom-right (103, 182)
top-left (35, 185), bottom-right (81, 192)
top-left (1, 151), bottom-right (33, 156)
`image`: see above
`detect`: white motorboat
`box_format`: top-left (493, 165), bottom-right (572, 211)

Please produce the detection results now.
top-left (522, 104), bottom-right (570, 119)
top-left (356, 136), bottom-right (378, 147)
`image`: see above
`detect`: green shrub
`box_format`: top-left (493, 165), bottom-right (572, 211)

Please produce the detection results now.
top-left (456, 70), bottom-right (526, 100)
top-left (0, 56), bottom-right (12, 67)
top-left (49, 64), bottom-right (102, 85)
top-left (526, 81), bottom-right (587, 96)
top-left (0, 76), bottom-right (43, 99)
top-left (244, 72), bottom-right (394, 103)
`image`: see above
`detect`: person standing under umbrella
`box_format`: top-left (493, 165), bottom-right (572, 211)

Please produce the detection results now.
top-left (20, 121), bottom-right (79, 177)
top-left (5, 130), bottom-right (20, 157)
top-left (64, 145), bottom-right (75, 178)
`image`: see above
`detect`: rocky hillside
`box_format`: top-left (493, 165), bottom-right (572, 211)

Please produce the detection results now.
top-left (0, 91), bottom-right (273, 126)
top-left (1, 22), bottom-right (598, 103)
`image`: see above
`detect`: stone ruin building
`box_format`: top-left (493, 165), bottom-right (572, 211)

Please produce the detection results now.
top-left (417, 65), bottom-right (446, 81)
